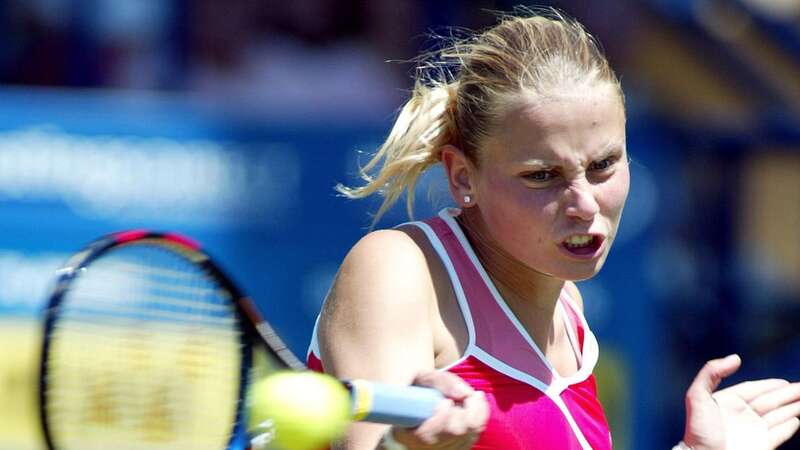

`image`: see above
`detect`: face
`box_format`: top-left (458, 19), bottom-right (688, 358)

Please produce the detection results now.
top-left (463, 84), bottom-right (629, 281)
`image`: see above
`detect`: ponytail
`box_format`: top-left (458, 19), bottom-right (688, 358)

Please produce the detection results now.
top-left (336, 80), bottom-right (457, 226)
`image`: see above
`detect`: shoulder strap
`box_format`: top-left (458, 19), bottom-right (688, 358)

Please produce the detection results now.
top-left (397, 216), bottom-right (476, 351)
top-left (559, 291), bottom-right (585, 354)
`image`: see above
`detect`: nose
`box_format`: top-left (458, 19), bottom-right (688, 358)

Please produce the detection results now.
top-left (564, 181), bottom-right (600, 221)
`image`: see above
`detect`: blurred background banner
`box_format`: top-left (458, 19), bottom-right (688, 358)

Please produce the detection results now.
top-left (0, 1), bottom-right (798, 449)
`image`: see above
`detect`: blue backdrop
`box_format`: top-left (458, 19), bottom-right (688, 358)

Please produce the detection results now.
top-left (0, 86), bottom-right (678, 449)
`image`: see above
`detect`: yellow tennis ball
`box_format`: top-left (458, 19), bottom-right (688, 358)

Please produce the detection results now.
top-left (248, 371), bottom-right (351, 450)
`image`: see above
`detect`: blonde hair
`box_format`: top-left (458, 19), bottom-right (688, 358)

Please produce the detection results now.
top-left (337, 8), bottom-right (623, 225)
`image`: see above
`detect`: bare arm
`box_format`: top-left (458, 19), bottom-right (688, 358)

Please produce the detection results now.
top-left (318, 229), bottom-right (488, 450)
top-left (318, 230), bottom-right (438, 450)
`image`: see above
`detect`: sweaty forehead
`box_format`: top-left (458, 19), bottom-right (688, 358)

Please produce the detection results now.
top-left (481, 86), bottom-right (626, 164)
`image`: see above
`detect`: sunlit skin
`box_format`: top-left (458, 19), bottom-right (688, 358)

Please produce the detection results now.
top-left (444, 83), bottom-right (629, 310)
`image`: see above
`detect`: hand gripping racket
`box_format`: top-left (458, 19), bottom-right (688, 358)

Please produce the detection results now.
top-left (38, 230), bottom-right (443, 450)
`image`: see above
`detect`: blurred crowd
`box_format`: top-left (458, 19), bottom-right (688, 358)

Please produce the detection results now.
top-left (1, 0), bottom-right (798, 118)
top-left (0, 0), bottom-right (651, 116)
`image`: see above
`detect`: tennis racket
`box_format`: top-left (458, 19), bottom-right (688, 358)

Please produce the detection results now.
top-left (39, 230), bottom-right (443, 450)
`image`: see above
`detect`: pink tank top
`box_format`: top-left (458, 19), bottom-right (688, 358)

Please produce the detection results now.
top-left (308, 209), bottom-right (612, 450)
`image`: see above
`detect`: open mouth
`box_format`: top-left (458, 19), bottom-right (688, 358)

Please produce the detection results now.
top-left (561, 235), bottom-right (602, 256)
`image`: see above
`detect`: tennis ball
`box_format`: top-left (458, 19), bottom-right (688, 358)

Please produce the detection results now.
top-left (248, 371), bottom-right (351, 450)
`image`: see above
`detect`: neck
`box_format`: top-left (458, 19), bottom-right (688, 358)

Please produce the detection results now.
top-left (456, 208), bottom-right (565, 318)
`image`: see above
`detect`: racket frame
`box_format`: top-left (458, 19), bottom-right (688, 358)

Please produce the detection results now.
top-left (38, 230), bottom-right (301, 450)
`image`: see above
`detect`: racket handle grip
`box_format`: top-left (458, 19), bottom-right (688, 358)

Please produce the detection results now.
top-left (345, 380), bottom-right (445, 427)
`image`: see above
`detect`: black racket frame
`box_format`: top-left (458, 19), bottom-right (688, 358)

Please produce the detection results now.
top-left (39, 230), bottom-right (303, 450)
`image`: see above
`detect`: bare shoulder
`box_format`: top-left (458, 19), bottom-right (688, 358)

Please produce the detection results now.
top-left (328, 228), bottom-right (432, 307)
top-left (564, 281), bottom-right (584, 312)
top-left (342, 228), bottom-right (426, 268)
top-left (317, 228), bottom-right (437, 381)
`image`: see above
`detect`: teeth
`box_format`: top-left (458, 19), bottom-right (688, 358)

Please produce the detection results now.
top-left (565, 235), bottom-right (593, 248)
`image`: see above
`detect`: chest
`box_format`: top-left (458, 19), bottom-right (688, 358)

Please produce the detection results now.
top-left (433, 290), bottom-right (580, 379)
top-left (449, 357), bottom-right (612, 450)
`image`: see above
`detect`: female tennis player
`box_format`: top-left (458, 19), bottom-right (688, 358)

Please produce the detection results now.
top-left (307, 10), bottom-right (800, 450)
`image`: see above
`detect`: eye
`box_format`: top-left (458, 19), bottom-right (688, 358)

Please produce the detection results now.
top-left (523, 170), bottom-right (557, 182)
top-left (589, 156), bottom-right (618, 171)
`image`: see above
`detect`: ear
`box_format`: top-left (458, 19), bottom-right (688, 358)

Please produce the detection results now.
top-left (440, 144), bottom-right (476, 208)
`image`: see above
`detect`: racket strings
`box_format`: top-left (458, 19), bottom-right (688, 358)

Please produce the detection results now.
top-left (43, 243), bottom-right (244, 450)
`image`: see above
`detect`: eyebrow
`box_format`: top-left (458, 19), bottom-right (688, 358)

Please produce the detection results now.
top-left (594, 141), bottom-right (626, 157)
top-left (517, 144), bottom-right (626, 168)
top-left (519, 158), bottom-right (554, 167)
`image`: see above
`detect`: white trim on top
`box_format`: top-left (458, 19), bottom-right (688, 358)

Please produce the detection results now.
top-left (438, 208), bottom-right (597, 390)
top-left (551, 394), bottom-right (595, 450)
top-left (472, 346), bottom-right (550, 393)
top-left (560, 291), bottom-right (600, 384)
top-left (396, 219), bottom-right (476, 366)
top-left (471, 349), bottom-right (592, 450)
top-left (307, 313), bottom-right (322, 360)
top-left (558, 299), bottom-right (583, 366)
